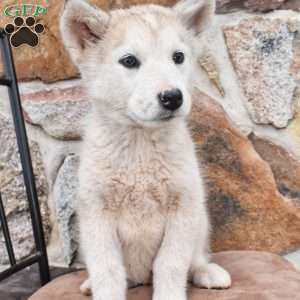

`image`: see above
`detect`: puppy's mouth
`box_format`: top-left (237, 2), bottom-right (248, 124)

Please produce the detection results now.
top-left (127, 111), bottom-right (177, 125)
top-left (158, 112), bottom-right (176, 121)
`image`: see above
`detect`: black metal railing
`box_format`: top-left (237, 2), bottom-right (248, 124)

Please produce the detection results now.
top-left (0, 29), bottom-right (50, 285)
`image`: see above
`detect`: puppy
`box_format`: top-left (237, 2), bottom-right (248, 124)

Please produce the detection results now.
top-left (60, 0), bottom-right (231, 299)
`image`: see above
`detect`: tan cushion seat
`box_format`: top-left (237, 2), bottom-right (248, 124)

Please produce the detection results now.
top-left (29, 251), bottom-right (300, 300)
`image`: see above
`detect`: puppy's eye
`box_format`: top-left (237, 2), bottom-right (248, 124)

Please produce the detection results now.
top-left (119, 55), bottom-right (140, 69)
top-left (173, 51), bottom-right (185, 65)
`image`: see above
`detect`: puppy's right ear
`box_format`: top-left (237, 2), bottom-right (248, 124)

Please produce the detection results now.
top-left (174, 0), bottom-right (215, 35)
top-left (60, 0), bottom-right (109, 66)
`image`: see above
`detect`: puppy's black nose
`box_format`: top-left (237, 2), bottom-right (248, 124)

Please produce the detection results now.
top-left (158, 89), bottom-right (183, 111)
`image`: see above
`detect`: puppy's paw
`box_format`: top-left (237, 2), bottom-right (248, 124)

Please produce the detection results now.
top-left (80, 277), bottom-right (127, 300)
top-left (193, 263), bottom-right (231, 289)
top-left (80, 278), bottom-right (92, 296)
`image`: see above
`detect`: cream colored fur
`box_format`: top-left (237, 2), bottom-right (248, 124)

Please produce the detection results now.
top-left (60, 1), bottom-right (231, 299)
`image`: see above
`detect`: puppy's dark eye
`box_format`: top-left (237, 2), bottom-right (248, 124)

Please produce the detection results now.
top-left (119, 55), bottom-right (140, 69)
top-left (173, 51), bottom-right (185, 64)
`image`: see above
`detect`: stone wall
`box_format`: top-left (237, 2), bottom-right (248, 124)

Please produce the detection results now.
top-left (0, 0), bottom-right (300, 268)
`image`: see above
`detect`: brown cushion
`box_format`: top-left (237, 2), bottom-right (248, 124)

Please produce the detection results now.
top-left (29, 251), bottom-right (300, 300)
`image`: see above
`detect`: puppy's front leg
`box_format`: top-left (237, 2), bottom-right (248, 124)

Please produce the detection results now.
top-left (153, 209), bottom-right (198, 300)
top-left (80, 208), bottom-right (126, 300)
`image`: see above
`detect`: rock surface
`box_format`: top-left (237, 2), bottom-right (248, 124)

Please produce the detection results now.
top-left (0, 113), bottom-right (50, 266)
top-left (22, 86), bottom-right (90, 140)
top-left (53, 154), bottom-right (80, 265)
top-left (216, 0), bottom-right (300, 13)
top-left (285, 249), bottom-right (300, 270)
top-left (288, 113), bottom-right (300, 152)
top-left (251, 135), bottom-right (300, 207)
top-left (40, 88), bottom-right (300, 257)
top-left (224, 17), bottom-right (300, 128)
top-left (189, 90), bottom-right (300, 253)
top-left (199, 50), bottom-right (225, 97)
top-left (18, 86), bottom-right (300, 257)
top-left (29, 251), bottom-right (300, 300)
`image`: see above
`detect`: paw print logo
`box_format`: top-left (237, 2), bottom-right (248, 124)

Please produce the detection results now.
top-left (4, 16), bottom-right (45, 48)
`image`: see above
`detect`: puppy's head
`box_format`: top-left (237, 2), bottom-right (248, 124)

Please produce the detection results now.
top-left (60, 0), bottom-right (214, 127)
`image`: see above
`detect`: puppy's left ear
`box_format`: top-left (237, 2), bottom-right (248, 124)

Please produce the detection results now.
top-left (174, 0), bottom-right (215, 35)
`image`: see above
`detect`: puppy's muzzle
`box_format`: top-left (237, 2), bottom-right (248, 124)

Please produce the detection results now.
top-left (158, 88), bottom-right (183, 111)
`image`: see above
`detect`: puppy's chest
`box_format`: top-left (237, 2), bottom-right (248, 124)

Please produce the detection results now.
top-left (101, 161), bottom-right (180, 214)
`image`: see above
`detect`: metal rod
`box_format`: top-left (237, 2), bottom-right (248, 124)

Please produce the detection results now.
top-left (0, 78), bottom-right (12, 86)
top-left (0, 29), bottom-right (50, 285)
top-left (0, 192), bottom-right (16, 266)
top-left (0, 254), bottom-right (41, 281)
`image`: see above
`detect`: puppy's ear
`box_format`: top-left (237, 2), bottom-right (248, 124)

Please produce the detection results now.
top-left (60, 0), bottom-right (109, 66)
top-left (174, 0), bottom-right (215, 35)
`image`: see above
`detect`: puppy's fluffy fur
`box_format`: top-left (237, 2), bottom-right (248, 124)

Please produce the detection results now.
top-left (60, 1), bottom-right (231, 299)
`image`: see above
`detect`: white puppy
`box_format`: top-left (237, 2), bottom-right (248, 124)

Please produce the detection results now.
top-left (60, 0), bottom-right (231, 299)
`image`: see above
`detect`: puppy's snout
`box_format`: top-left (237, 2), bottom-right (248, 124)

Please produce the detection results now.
top-left (158, 89), bottom-right (183, 111)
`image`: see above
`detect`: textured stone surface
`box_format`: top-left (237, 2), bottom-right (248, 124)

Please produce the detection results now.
top-left (189, 90), bottom-right (300, 253)
top-left (199, 51), bottom-right (225, 97)
top-left (29, 251), bottom-right (300, 300)
top-left (285, 249), bottom-right (300, 270)
top-left (216, 0), bottom-right (300, 13)
top-left (251, 135), bottom-right (300, 207)
top-left (22, 86), bottom-right (90, 140)
top-left (19, 88), bottom-right (300, 257)
top-left (289, 113), bottom-right (300, 152)
top-left (0, 0), bottom-right (176, 83)
top-left (224, 18), bottom-right (300, 128)
top-left (0, 114), bottom-right (50, 267)
top-left (281, 0), bottom-right (300, 11)
top-left (53, 155), bottom-right (80, 265)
